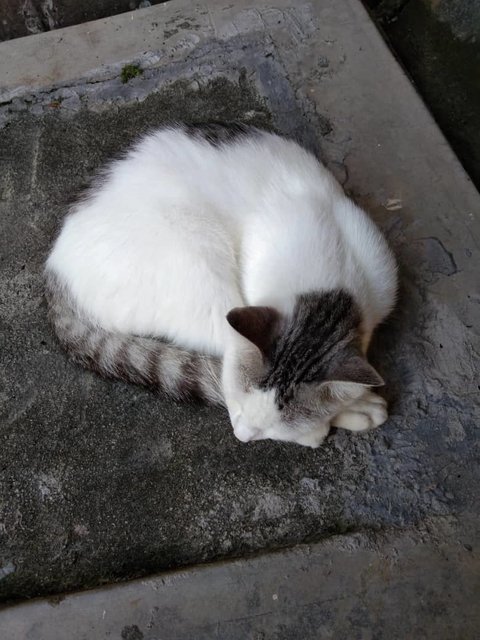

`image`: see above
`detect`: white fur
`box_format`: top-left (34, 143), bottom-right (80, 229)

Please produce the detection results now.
top-left (331, 391), bottom-right (388, 432)
top-left (46, 127), bottom-right (397, 446)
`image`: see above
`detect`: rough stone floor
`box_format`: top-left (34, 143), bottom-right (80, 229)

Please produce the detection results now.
top-left (0, 0), bottom-right (479, 637)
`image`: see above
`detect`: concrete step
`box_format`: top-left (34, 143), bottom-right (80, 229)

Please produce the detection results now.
top-left (1, 530), bottom-right (479, 639)
top-left (0, 0), bottom-right (479, 632)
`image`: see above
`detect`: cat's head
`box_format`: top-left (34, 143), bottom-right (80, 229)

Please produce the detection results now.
top-left (223, 290), bottom-right (383, 448)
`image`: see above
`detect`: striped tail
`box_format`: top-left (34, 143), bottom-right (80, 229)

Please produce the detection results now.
top-left (44, 271), bottom-right (224, 405)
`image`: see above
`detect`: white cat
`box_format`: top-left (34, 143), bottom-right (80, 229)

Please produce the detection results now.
top-left (45, 123), bottom-right (397, 448)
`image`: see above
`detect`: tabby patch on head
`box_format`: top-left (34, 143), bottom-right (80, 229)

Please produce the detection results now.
top-left (224, 289), bottom-right (384, 446)
top-left (228, 290), bottom-right (383, 409)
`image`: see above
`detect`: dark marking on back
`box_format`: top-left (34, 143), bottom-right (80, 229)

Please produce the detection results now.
top-left (262, 290), bottom-right (363, 406)
top-left (182, 122), bottom-right (258, 147)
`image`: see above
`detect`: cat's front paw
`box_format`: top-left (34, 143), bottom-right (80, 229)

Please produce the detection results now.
top-left (294, 425), bottom-right (330, 449)
top-left (331, 392), bottom-right (388, 433)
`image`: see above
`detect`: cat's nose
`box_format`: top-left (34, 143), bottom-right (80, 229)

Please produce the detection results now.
top-left (232, 417), bottom-right (260, 443)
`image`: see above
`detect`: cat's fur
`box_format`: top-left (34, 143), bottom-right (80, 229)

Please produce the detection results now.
top-left (45, 123), bottom-right (397, 447)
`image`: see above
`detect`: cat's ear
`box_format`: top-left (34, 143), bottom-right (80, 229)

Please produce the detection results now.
top-left (326, 353), bottom-right (384, 387)
top-left (226, 306), bottom-right (280, 357)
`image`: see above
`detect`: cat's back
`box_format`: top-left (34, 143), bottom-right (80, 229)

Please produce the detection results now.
top-left (97, 124), bottom-right (328, 214)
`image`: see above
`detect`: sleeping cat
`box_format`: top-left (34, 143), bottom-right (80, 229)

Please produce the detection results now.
top-left (45, 123), bottom-right (397, 448)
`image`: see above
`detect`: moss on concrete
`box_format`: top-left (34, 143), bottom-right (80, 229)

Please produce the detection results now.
top-left (120, 64), bottom-right (143, 84)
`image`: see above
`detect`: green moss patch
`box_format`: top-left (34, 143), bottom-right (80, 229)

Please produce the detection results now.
top-left (120, 64), bottom-right (143, 84)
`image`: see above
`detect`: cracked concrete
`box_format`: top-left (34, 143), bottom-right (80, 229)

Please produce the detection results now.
top-left (0, 0), bottom-right (479, 634)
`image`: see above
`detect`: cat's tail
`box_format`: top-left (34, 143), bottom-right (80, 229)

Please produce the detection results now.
top-left (44, 271), bottom-right (224, 405)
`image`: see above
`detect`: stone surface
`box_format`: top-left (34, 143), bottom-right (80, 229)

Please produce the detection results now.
top-left (364, 0), bottom-right (480, 190)
top-left (0, 0), bottom-right (479, 621)
top-left (428, 0), bottom-right (480, 42)
top-left (1, 529), bottom-right (479, 639)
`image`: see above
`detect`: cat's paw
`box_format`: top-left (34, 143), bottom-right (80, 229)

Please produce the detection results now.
top-left (331, 392), bottom-right (388, 433)
top-left (294, 425), bottom-right (330, 449)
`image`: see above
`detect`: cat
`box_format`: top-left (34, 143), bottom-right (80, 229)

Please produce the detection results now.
top-left (45, 122), bottom-right (397, 448)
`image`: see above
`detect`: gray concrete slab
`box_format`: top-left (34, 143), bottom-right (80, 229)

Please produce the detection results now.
top-left (0, 0), bottom-right (479, 624)
top-left (1, 529), bottom-right (479, 639)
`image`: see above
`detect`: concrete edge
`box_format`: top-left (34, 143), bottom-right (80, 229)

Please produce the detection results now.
top-left (0, 3), bottom-right (173, 101)
top-left (1, 0), bottom-right (477, 206)
top-left (0, 526), bottom-right (478, 639)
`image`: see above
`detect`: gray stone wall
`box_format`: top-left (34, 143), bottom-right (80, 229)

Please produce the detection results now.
top-left (431, 0), bottom-right (480, 42)
top-left (366, 0), bottom-right (480, 41)
top-left (0, 0), bottom-right (163, 41)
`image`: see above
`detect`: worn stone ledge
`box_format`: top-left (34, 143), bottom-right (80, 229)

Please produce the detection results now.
top-left (1, 526), bottom-right (479, 639)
